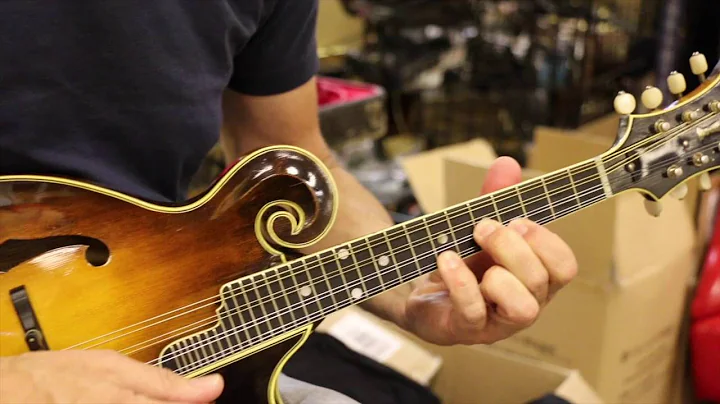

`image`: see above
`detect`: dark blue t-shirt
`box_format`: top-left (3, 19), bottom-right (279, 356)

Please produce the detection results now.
top-left (0, 0), bottom-right (319, 202)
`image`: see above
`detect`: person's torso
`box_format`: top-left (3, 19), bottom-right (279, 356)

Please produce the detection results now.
top-left (0, 0), bottom-right (268, 202)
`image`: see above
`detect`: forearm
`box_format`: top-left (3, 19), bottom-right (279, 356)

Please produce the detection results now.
top-left (315, 155), bottom-right (412, 329)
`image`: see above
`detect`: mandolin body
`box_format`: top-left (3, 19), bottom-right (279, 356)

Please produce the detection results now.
top-left (0, 145), bottom-right (338, 404)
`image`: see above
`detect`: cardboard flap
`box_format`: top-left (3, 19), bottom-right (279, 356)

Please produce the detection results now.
top-left (555, 371), bottom-right (605, 404)
top-left (400, 139), bottom-right (497, 213)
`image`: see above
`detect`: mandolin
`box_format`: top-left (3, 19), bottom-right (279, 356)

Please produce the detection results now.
top-left (2, 53), bottom-right (720, 404)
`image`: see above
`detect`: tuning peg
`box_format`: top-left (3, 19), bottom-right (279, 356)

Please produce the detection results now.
top-left (670, 183), bottom-right (689, 200)
top-left (667, 71), bottom-right (687, 98)
top-left (641, 86), bottom-right (663, 110)
top-left (644, 199), bottom-right (663, 217)
top-left (699, 173), bottom-right (713, 191)
top-left (690, 52), bottom-right (709, 82)
top-left (614, 91), bottom-right (636, 115)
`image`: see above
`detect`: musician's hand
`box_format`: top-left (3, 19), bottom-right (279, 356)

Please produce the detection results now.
top-left (401, 156), bottom-right (578, 345)
top-left (0, 350), bottom-right (223, 404)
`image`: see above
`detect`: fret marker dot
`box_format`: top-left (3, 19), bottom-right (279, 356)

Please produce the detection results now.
top-left (300, 285), bottom-right (312, 297)
top-left (437, 234), bottom-right (449, 245)
top-left (351, 288), bottom-right (363, 299)
top-left (378, 255), bottom-right (390, 266)
top-left (338, 248), bottom-right (349, 260)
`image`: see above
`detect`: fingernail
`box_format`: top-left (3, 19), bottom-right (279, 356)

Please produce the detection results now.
top-left (441, 251), bottom-right (460, 270)
top-left (509, 219), bottom-right (528, 236)
top-left (475, 219), bottom-right (500, 241)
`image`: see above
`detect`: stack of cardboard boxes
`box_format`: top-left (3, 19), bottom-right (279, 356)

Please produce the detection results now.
top-left (392, 114), bottom-right (698, 403)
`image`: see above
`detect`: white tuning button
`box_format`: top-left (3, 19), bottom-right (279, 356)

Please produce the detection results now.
top-left (699, 173), bottom-right (713, 191)
top-left (690, 52), bottom-right (709, 82)
top-left (670, 183), bottom-right (689, 200)
top-left (644, 199), bottom-right (663, 217)
top-left (667, 165), bottom-right (684, 178)
top-left (613, 91), bottom-right (636, 115)
top-left (667, 71), bottom-right (687, 98)
top-left (641, 86), bottom-right (663, 110)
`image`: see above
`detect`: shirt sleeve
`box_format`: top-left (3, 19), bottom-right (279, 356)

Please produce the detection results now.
top-left (227, 0), bottom-right (319, 96)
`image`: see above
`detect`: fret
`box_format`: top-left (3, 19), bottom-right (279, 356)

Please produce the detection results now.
top-left (387, 225), bottom-right (421, 280)
top-left (383, 232), bottom-right (405, 284)
top-left (215, 325), bottom-right (230, 355)
top-left (304, 254), bottom-right (335, 314)
top-left (189, 336), bottom-right (204, 369)
top-left (279, 265), bottom-right (309, 329)
top-left (196, 335), bottom-right (211, 368)
top-left (426, 212), bottom-right (456, 255)
top-left (350, 241), bottom-right (382, 295)
top-left (334, 245), bottom-right (365, 304)
top-left (234, 282), bottom-right (261, 343)
top-left (175, 340), bottom-right (190, 372)
top-left (254, 274), bottom-right (281, 333)
top-left (242, 278), bottom-right (272, 338)
top-left (200, 331), bottom-right (218, 365)
top-left (567, 168), bottom-right (582, 206)
top-left (545, 170), bottom-right (579, 219)
top-left (571, 163), bottom-right (606, 207)
top-left (219, 286), bottom-right (245, 348)
top-left (494, 188), bottom-right (524, 224)
top-left (363, 238), bottom-right (386, 289)
top-left (319, 250), bottom-right (350, 309)
top-left (469, 198), bottom-right (496, 223)
top-left (367, 233), bottom-right (397, 289)
top-left (488, 194), bottom-right (502, 222)
top-left (264, 269), bottom-right (295, 331)
top-left (516, 186), bottom-right (527, 216)
top-left (448, 204), bottom-right (477, 255)
top-left (406, 219), bottom-right (435, 276)
top-left (539, 176), bottom-right (556, 220)
top-left (289, 261), bottom-right (322, 317)
top-left (519, 180), bottom-right (553, 224)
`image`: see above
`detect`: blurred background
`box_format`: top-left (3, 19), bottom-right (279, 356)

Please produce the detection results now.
top-left (190, 1), bottom-right (720, 403)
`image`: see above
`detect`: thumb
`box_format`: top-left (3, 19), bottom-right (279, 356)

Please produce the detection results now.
top-left (114, 355), bottom-right (224, 402)
top-left (480, 156), bottom-right (522, 195)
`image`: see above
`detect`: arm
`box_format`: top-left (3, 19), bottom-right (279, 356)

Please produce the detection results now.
top-left (220, 79), bottom-right (411, 327)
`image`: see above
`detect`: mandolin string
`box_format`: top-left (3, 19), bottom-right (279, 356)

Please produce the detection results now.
top-left (118, 180), bottom-right (609, 358)
top-left (156, 152), bottom-right (702, 374)
top-left (165, 192), bottom-right (619, 375)
top-left (145, 132), bottom-right (711, 368)
top-left (66, 154), bottom-right (616, 351)
top-left (125, 183), bottom-right (610, 359)
top-left (68, 122), bottom-right (706, 355)
top-left (147, 148), bottom-right (700, 371)
top-left (80, 137), bottom-right (708, 362)
top-left (63, 112), bottom-right (709, 353)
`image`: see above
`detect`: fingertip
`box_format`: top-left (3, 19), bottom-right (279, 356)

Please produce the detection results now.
top-left (481, 156), bottom-right (522, 195)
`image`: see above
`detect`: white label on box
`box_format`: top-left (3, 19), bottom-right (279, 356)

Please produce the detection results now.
top-left (325, 312), bottom-right (403, 363)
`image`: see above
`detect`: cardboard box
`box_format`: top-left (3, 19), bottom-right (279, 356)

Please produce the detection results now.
top-left (399, 119), bottom-right (698, 403)
top-left (318, 306), bottom-right (604, 404)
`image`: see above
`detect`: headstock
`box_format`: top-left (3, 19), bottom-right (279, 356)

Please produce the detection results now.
top-left (602, 52), bottom-right (720, 216)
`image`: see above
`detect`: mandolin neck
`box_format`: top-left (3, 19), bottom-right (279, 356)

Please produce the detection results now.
top-left (160, 156), bottom-right (617, 376)
top-left (191, 156), bottom-right (614, 357)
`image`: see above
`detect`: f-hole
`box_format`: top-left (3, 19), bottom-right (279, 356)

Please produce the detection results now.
top-left (0, 236), bottom-right (110, 273)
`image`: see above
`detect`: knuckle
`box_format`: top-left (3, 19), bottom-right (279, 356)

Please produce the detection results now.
top-left (526, 270), bottom-right (549, 296)
top-left (555, 257), bottom-right (579, 285)
top-left (508, 300), bottom-right (539, 326)
top-left (462, 302), bottom-right (486, 324)
top-left (484, 227), bottom-right (515, 251)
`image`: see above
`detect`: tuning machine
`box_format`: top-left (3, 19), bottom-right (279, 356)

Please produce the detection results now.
top-left (690, 52), bottom-right (709, 82)
top-left (614, 91), bottom-right (636, 115)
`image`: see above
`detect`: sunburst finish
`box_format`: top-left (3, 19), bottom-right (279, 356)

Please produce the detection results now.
top-left (0, 146), bottom-right (337, 404)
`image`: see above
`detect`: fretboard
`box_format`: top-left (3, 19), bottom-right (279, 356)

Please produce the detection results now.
top-left (164, 157), bottom-right (613, 375)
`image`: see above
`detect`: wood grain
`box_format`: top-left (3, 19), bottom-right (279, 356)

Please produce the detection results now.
top-left (0, 146), bottom-right (336, 403)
